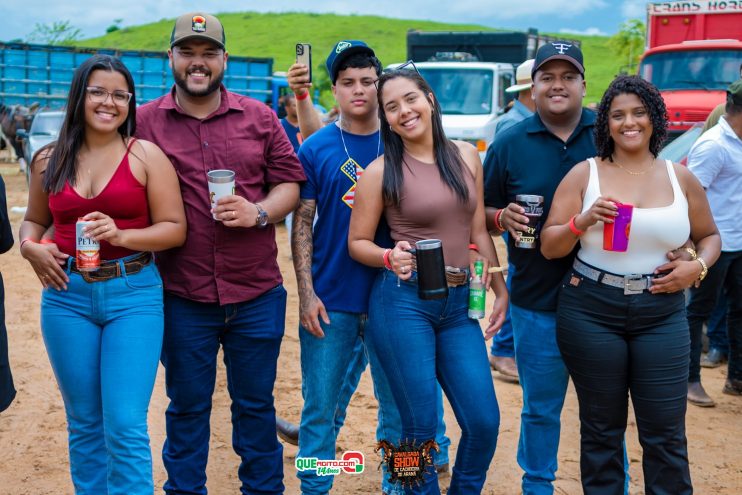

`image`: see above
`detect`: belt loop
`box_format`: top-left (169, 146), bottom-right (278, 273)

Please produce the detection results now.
top-left (117, 259), bottom-right (124, 278)
top-left (64, 257), bottom-right (73, 274)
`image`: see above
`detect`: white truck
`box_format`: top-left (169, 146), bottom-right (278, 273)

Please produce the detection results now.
top-left (405, 31), bottom-right (579, 159)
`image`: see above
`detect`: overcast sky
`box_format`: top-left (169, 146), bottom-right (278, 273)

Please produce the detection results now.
top-left (4, 0), bottom-right (649, 42)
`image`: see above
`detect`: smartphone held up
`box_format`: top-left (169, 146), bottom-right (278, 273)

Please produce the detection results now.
top-left (295, 43), bottom-right (312, 83)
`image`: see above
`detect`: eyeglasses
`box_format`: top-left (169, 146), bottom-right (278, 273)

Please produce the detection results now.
top-left (374, 60), bottom-right (421, 90)
top-left (86, 86), bottom-right (132, 106)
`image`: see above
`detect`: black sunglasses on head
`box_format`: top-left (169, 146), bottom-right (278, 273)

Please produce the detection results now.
top-left (374, 60), bottom-right (421, 90)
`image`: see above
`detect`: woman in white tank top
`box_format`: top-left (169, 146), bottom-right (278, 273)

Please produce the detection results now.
top-left (540, 76), bottom-right (720, 495)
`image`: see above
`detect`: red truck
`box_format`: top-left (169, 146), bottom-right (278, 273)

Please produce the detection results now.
top-left (638, 1), bottom-right (742, 140)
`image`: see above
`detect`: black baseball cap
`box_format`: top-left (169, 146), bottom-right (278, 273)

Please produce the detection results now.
top-left (326, 40), bottom-right (375, 84)
top-left (532, 41), bottom-right (585, 77)
top-left (171, 13), bottom-right (225, 50)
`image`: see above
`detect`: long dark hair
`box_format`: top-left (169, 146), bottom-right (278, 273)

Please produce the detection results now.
top-left (43, 54), bottom-right (137, 193)
top-left (595, 75), bottom-right (667, 160)
top-left (377, 70), bottom-right (469, 206)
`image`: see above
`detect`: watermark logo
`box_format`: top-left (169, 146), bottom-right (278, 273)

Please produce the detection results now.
top-left (376, 439), bottom-right (439, 489)
top-left (295, 451), bottom-right (365, 476)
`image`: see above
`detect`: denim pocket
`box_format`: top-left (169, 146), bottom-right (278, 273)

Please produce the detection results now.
top-left (123, 263), bottom-right (163, 290)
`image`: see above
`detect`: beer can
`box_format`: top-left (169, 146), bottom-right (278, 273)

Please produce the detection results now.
top-left (515, 194), bottom-right (544, 249)
top-left (76, 218), bottom-right (100, 271)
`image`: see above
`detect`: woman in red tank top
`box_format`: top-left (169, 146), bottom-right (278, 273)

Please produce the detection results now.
top-left (349, 69), bottom-right (509, 493)
top-left (18, 54), bottom-right (186, 494)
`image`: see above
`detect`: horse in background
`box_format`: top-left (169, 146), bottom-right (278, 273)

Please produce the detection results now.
top-left (0, 103), bottom-right (38, 170)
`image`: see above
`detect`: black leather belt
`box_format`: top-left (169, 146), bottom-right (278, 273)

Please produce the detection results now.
top-left (71, 251), bottom-right (152, 283)
top-left (573, 258), bottom-right (655, 295)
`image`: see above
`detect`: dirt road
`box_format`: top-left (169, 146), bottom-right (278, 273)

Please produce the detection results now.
top-left (0, 165), bottom-right (739, 494)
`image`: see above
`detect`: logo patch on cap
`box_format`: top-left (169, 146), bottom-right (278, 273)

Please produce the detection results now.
top-left (192, 15), bottom-right (206, 33)
top-left (552, 42), bottom-right (572, 54)
top-left (336, 41), bottom-right (351, 53)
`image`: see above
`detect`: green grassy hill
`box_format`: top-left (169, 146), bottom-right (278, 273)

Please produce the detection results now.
top-left (81, 11), bottom-right (623, 105)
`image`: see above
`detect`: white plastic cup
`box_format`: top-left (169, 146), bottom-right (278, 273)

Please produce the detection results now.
top-left (207, 170), bottom-right (235, 220)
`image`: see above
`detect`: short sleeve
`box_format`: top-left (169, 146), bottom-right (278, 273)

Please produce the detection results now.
top-left (687, 137), bottom-right (722, 189)
top-left (264, 112), bottom-right (306, 185)
top-left (297, 144), bottom-right (317, 201)
top-left (483, 140), bottom-right (508, 208)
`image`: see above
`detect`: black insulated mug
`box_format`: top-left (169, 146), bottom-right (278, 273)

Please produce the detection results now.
top-left (412, 239), bottom-right (448, 300)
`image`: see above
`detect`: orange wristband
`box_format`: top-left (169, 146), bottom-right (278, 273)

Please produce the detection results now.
top-left (468, 243), bottom-right (479, 251)
top-left (568, 215), bottom-right (585, 236)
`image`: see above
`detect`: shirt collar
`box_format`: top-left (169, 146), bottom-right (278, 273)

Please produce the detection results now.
top-left (526, 107), bottom-right (596, 137)
top-left (719, 115), bottom-right (742, 142)
top-left (159, 84), bottom-right (244, 117)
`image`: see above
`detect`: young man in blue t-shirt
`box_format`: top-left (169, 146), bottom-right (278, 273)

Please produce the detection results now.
top-left (291, 41), bottom-right (449, 495)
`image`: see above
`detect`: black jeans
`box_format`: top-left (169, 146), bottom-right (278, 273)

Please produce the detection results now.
top-left (686, 250), bottom-right (742, 382)
top-left (0, 275), bottom-right (14, 412)
top-left (557, 271), bottom-right (692, 495)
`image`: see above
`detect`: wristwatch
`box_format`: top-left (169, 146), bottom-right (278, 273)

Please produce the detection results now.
top-left (255, 203), bottom-right (269, 228)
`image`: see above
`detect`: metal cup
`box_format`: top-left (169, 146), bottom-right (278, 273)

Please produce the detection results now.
top-left (207, 170), bottom-right (235, 220)
top-left (412, 239), bottom-right (448, 300)
top-left (515, 194), bottom-right (544, 249)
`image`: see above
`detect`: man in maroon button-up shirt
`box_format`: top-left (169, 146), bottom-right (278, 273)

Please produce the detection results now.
top-left (136, 12), bottom-right (305, 495)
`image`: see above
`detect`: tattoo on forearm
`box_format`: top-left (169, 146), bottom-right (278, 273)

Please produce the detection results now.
top-left (292, 199), bottom-right (316, 305)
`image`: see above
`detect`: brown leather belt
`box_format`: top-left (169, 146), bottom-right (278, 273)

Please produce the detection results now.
top-left (410, 258), bottom-right (469, 287)
top-left (71, 251), bottom-right (152, 283)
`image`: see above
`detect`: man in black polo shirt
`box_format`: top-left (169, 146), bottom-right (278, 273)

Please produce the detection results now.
top-left (483, 41), bottom-right (595, 494)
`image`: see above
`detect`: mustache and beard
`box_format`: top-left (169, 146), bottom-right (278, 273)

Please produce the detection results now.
top-left (174, 66), bottom-right (224, 97)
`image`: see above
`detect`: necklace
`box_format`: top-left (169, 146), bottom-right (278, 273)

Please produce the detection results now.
top-left (338, 119), bottom-right (382, 164)
top-left (611, 156), bottom-right (655, 176)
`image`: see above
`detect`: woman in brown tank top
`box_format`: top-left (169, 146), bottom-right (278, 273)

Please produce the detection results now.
top-left (349, 69), bottom-right (508, 494)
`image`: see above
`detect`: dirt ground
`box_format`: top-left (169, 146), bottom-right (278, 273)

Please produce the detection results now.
top-left (0, 163), bottom-right (740, 495)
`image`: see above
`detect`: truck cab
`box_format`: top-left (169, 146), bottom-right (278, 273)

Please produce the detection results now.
top-left (415, 61), bottom-right (514, 159)
top-left (639, 40), bottom-right (742, 139)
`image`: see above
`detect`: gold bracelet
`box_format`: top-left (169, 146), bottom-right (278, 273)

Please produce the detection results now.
top-left (683, 247), bottom-right (697, 260)
top-left (696, 257), bottom-right (708, 282)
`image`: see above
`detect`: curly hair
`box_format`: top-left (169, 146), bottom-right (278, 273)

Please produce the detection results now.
top-left (594, 75), bottom-right (667, 160)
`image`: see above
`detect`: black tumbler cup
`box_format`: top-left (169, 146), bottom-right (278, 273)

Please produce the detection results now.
top-left (413, 239), bottom-right (448, 300)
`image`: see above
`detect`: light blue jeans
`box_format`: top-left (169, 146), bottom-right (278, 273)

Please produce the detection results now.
top-left (297, 311), bottom-right (450, 495)
top-left (511, 303), bottom-right (630, 495)
top-left (41, 256), bottom-right (163, 495)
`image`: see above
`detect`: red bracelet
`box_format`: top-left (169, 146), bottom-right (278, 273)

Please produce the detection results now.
top-left (40, 238), bottom-right (55, 244)
top-left (295, 91), bottom-right (310, 101)
top-left (468, 243), bottom-right (479, 251)
top-left (569, 215), bottom-right (585, 236)
top-left (494, 209), bottom-right (505, 232)
top-left (382, 249), bottom-right (393, 270)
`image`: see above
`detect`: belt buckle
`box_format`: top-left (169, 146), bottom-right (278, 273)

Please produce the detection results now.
top-left (624, 274), bottom-right (646, 295)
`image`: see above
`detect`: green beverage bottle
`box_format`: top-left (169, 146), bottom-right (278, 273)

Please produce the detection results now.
top-left (468, 260), bottom-right (486, 319)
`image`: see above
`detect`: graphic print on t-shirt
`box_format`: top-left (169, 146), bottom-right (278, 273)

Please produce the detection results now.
top-left (340, 158), bottom-right (364, 208)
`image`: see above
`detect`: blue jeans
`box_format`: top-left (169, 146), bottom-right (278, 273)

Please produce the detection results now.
top-left (367, 271), bottom-right (499, 495)
top-left (510, 304), bottom-right (569, 495)
top-left (41, 256), bottom-right (164, 495)
top-left (490, 262), bottom-right (515, 358)
top-left (297, 311), bottom-right (450, 495)
top-left (161, 287), bottom-right (287, 495)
